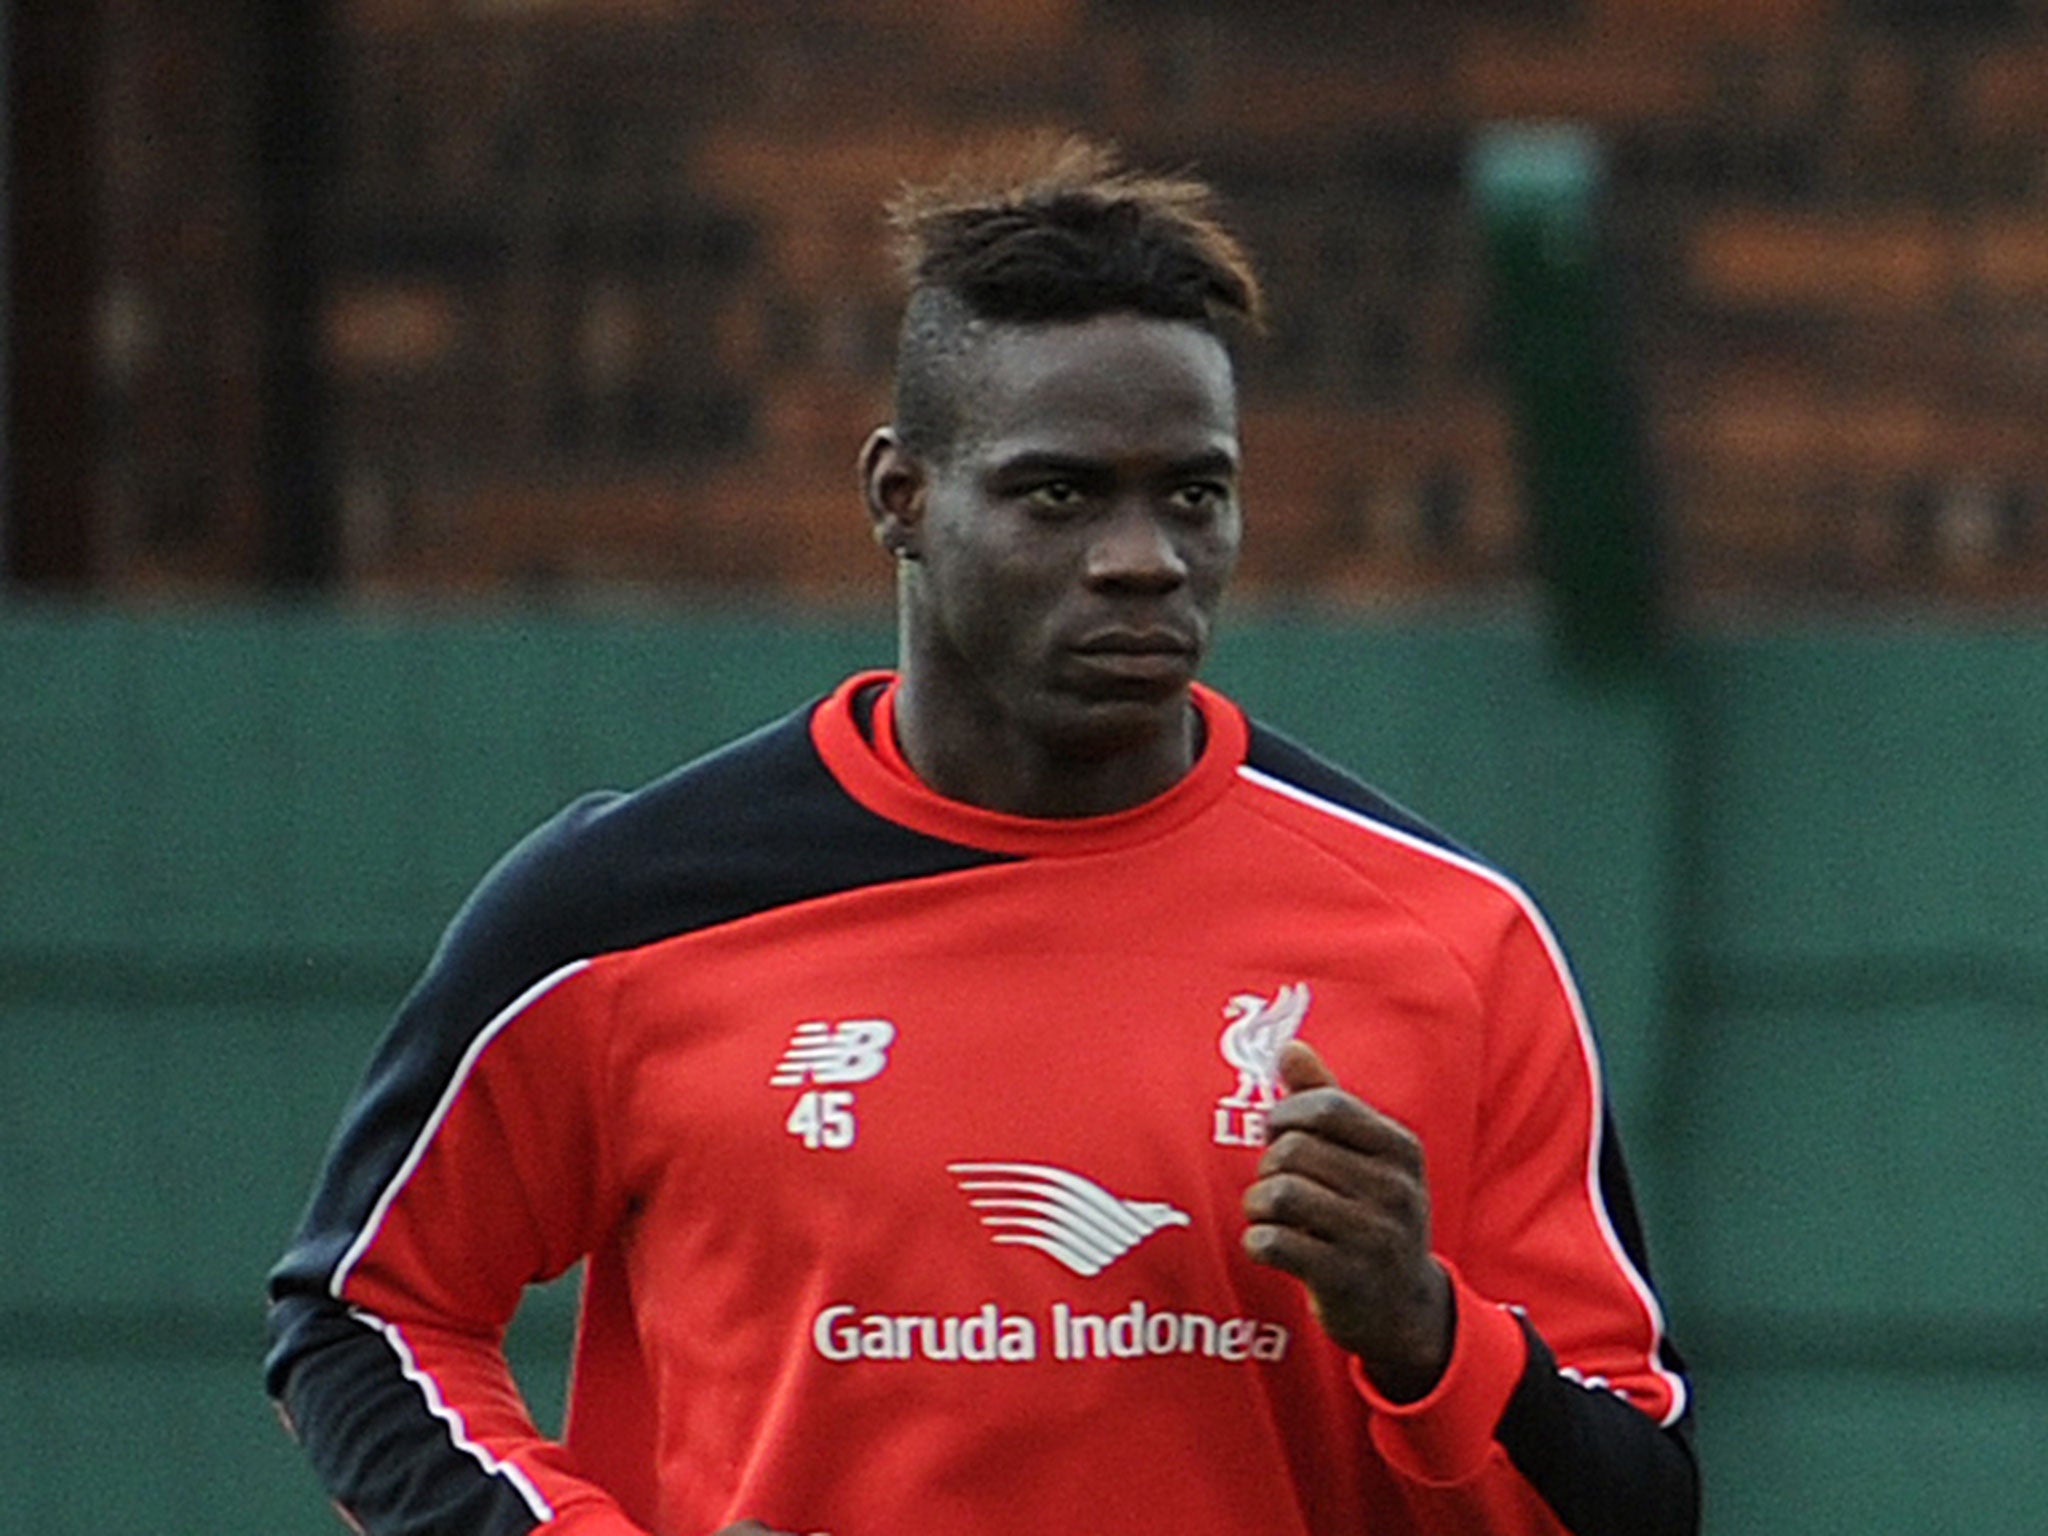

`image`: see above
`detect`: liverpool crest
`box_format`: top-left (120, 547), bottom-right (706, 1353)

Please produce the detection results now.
top-left (1212, 982), bottom-right (1310, 1146)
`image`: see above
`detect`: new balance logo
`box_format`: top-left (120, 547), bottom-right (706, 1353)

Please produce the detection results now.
top-left (948, 1162), bottom-right (1191, 1278)
top-left (770, 1019), bottom-right (897, 1087)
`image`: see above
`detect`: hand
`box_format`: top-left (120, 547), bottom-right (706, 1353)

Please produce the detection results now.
top-left (1241, 1040), bottom-right (1453, 1403)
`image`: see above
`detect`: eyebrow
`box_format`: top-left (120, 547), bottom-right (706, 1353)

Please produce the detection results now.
top-left (988, 448), bottom-right (1240, 481)
top-left (1164, 448), bottom-right (1241, 479)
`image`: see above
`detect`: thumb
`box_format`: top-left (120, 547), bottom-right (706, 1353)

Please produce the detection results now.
top-left (1276, 1039), bottom-right (1338, 1094)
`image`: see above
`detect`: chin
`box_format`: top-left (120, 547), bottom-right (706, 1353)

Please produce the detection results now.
top-left (1040, 688), bottom-right (1192, 760)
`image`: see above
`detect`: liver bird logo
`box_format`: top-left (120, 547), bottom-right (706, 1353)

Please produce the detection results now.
top-left (1217, 982), bottom-right (1311, 1108)
top-left (947, 1162), bottom-right (1191, 1277)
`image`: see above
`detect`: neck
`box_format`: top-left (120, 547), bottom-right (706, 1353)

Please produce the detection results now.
top-left (888, 674), bottom-right (1201, 820)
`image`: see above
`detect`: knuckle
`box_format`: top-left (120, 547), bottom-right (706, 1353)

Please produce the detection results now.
top-left (1371, 1116), bottom-right (1425, 1171)
top-left (1269, 1089), bottom-right (1336, 1128)
top-left (1259, 1128), bottom-right (1312, 1166)
top-left (1391, 1128), bottom-right (1425, 1174)
top-left (1275, 1175), bottom-right (1318, 1222)
top-left (1293, 1087), bottom-right (1352, 1124)
top-left (1246, 1172), bottom-right (1302, 1224)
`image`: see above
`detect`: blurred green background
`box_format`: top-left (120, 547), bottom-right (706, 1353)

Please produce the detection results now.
top-left (10, 2), bottom-right (2048, 1530)
top-left (4, 606), bottom-right (2043, 1531)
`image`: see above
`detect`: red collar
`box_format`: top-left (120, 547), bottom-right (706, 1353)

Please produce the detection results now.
top-left (810, 670), bottom-right (1247, 857)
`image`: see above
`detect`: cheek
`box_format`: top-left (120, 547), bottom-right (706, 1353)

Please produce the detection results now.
top-left (932, 513), bottom-right (1066, 594)
top-left (1187, 517), bottom-right (1243, 594)
top-left (923, 529), bottom-right (1051, 654)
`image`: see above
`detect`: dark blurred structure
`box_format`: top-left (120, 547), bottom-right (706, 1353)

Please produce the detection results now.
top-left (9, 0), bottom-right (2048, 604)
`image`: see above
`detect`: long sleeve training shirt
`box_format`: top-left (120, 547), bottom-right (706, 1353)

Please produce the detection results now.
top-left (265, 672), bottom-right (1697, 1536)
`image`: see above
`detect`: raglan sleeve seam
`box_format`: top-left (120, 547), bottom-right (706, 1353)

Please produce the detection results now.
top-left (1233, 791), bottom-right (1497, 1021)
top-left (593, 951), bottom-right (629, 1240)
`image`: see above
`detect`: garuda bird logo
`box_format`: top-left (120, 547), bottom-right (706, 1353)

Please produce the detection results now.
top-left (947, 1163), bottom-right (1191, 1277)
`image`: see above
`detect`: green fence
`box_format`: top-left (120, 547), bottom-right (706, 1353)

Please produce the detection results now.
top-left (3, 606), bottom-right (2042, 1531)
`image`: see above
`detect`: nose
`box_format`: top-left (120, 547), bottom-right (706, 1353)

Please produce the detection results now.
top-left (1084, 503), bottom-right (1187, 592)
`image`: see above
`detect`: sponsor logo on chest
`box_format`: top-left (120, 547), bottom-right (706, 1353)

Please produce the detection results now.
top-left (762, 991), bottom-right (1307, 1371)
top-left (946, 1161), bottom-right (1190, 1276)
top-left (811, 1297), bottom-right (1290, 1366)
top-left (808, 1157), bottom-right (1290, 1369)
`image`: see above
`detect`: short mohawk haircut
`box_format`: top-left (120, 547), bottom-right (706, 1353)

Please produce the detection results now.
top-left (886, 135), bottom-right (1264, 459)
top-left (888, 134), bottom-right (1264, 331)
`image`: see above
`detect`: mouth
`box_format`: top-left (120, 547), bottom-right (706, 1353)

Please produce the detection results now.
top-left (1065, 629), bottom-right (1200, 689)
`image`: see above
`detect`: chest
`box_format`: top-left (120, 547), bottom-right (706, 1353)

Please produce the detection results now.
top-left (600, 852), bottom-right (1485, 1303)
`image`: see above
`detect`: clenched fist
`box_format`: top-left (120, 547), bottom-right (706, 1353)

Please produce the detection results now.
top-left (1241, 1040), bottom-right (1453, 1403)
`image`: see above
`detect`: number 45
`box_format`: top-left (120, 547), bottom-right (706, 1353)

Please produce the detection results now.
top-left (786, 1089), bottom-right (857, 1150)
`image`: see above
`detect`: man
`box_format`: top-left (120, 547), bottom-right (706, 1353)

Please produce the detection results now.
top-left (266, 138), bottom-right (1698, 1536)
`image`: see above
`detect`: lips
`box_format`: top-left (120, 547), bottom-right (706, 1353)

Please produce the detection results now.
top-left (1066, 629), bottom-right (1199, 689)
top-left (1070, 627), bottom-right (1197, 658)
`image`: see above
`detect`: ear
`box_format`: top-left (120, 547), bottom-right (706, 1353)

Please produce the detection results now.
top-left (861, 427), bottom-right (926, 561)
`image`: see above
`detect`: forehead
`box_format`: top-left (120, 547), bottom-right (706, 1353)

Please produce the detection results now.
top-left (953, 314), bottom-right (1238, 464)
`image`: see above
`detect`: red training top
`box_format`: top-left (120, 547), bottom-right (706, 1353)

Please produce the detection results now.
top-left (266, 673), bottom-right (1695, 1536)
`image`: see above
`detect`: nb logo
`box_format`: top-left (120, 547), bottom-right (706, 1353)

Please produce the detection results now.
top-left (770, 1019), bottom-right (897, 1087)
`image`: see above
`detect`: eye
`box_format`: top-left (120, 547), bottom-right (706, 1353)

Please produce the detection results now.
top-left (1169, 482), bottom-right (1229, 517)
top-left (1024, 480), bottom-right (1087, 516)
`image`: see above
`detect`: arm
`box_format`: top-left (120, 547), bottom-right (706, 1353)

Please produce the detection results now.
top-left (1244, 913), bottom-right (1698, 1534)
top-left (265, 953), bottom-right (653, 1536)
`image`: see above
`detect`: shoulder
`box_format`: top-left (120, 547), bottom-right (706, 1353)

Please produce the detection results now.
top-left (419, 686), bottom-right (1008, 1025)
top-left (1233, 717), bottom-right (1542, 954)
top-left (405, 699), bottom-right (826, 1031)
top-left (1238, 719), bottom-right (1470, 858)
top-left (452, 702), bottom-right (824, 953)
